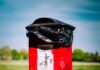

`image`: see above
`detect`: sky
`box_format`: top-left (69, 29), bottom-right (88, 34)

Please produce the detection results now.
top-left (0, 0), bottom-right (100, 54)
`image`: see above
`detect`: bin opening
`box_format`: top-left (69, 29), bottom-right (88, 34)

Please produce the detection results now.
top-left (37, 44), bottom-right (53, 50)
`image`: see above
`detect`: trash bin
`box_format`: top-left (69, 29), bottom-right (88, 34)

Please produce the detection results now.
top-left (26, 17), bottom-right (75, 70)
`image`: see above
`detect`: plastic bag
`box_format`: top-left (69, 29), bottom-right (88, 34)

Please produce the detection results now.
top-left (26, 18), bottom-right (75, 47)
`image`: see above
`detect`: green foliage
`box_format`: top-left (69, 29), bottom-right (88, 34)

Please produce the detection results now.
top-left (0, 45), bottom-right (28, 60)
top-left (20, 48), bottom-right (28, 60)
top-left (84, 52), bottom-right (92, 62)
top-left (73, 49), bottom-right (85, 61)
top-left (73, 49), bottom-right (100, 62)
top-left (11, 49), bottom-right (21, 60)
top-left (0, 45), bottom-right (100, 62)
top-left (12, 48), bottom-right (28, 60)
top-left (0, 45), bottom-right (12, 60)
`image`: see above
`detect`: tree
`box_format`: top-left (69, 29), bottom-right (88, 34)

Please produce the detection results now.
top-left (0, 45), bottom-right (12, 60)
top-left (84, 52), bottom-right (93, 62)
top-left (20, 48), bottom-right (28, 60)
top-left (11, 49), bottom-right (21, 60)
top-left (73, 49), bottom-right (85, 61)
top-left (93, 51), bottom-right (99, 62)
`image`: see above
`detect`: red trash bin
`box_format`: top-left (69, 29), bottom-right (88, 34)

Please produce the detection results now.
top-left (26, 18), bottom-right (75, 70)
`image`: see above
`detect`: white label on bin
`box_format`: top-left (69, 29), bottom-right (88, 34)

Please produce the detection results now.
top-left (37, 49), bottom-right (53, 70)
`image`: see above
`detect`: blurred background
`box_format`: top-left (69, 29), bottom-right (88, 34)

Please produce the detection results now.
top-left (0, 0), bottom-right (100, 70)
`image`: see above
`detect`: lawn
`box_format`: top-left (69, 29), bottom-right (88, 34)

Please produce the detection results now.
top-left (0, 60), bottom-right (28, 70)
top-left (0, 65), bottom-right (28, 70)
top-left (0, 61), bottom-right (100, 70)
top-left (0, 65), bottom-right (100, 70)
top-left (73, 62), bottom-right (100, 70)
top-left (73, 65), bottom-right (100, 70)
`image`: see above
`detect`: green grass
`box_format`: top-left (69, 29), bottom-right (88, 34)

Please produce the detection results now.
top-left (73, 62), bottom-right (100, 70)
top-left (0, 65), bottom-right (100, 70)
top-left (0, 62), bottom-right (100, 70)
top-left (0, 65), bottom-right (28, 70)
top-left (73, 65), bottom-right (100, 70)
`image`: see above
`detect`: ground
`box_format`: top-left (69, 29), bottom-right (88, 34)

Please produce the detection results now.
top-left (73, 62), bottom-right (100, 70)
top-left (0, 61), bottom-right (100, 70)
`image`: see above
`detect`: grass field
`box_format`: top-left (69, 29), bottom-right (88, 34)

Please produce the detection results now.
top-left (73, 62), bottom-right (100, 70)
top-left (0, 65), bottom-right (28, 70)
top-left (73, 65), bottom-right (100, 70)
top-left (0, 61), bottom-right (100, 70)
top-left (0, 60), bottom-right (28, 70)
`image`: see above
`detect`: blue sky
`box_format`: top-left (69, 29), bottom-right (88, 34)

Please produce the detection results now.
top-left (0, 0), bottom-right (100, 54)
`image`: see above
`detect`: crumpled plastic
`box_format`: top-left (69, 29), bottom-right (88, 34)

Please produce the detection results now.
top-left (26, 18), bottom-right (75, 47)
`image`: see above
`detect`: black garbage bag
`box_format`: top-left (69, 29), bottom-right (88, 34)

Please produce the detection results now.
top-left (26, 18), bottom-right (75, 48)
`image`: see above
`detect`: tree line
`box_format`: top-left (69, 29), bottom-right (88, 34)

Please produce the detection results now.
top-left (73, 49), bottom-right (100, 62)
top-left (0, 45), bottom-right (100, 62)
top-left (0, 45), bottom-right (28, 60)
